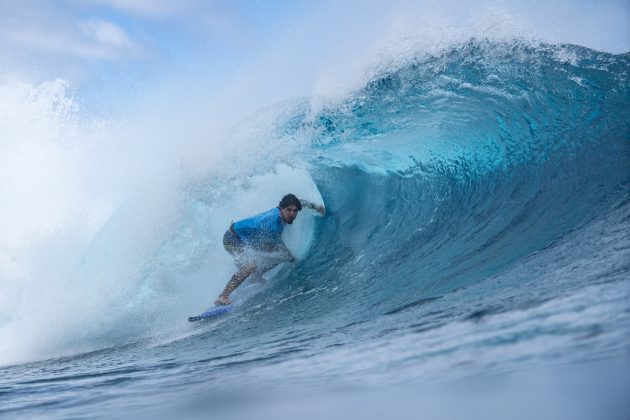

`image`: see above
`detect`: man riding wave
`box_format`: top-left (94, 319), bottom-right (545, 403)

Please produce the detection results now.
top-left (215, 193), bottom-right (325, 305)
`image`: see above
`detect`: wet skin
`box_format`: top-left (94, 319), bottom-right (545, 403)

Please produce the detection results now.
top-left (280, 205), bottom-right (299, 224)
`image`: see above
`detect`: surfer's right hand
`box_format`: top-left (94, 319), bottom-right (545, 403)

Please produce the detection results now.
top-left (314, 205), bottom-right (325, 216)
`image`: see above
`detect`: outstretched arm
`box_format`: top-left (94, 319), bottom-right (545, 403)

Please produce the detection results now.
top-left (300, 199), bottom-right (326, 216)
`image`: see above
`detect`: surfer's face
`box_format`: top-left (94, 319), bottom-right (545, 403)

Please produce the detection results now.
top-left (280, 205), bottom-right (299, 224)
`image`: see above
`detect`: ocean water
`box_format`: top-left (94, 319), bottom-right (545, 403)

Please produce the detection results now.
top-left (1, 40), bottom-right (629, 420)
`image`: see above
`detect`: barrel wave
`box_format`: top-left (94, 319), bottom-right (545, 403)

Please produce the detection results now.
top-left (170, 39), bottom-right (630, 393)
top-left (2, 40), bottom-right (629, 420)
top-left (247, 40), bottom-right (630, 328)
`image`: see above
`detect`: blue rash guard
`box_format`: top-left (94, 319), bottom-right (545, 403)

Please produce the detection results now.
top-left (231, 207), bottom-right (285, 250)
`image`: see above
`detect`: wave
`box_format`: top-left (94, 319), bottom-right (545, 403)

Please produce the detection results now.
top-left (225, 40), bottom-right (629, 332)
top-left (1, 39), bottom-right (628, 367)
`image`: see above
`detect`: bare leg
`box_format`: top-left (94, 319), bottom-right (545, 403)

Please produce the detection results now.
top-left (256, 258), bottom-right (283, 275)
top-left (215, 262), bottom-right (256, 305)
top-left (215, 252), bottom-right (291, 305)
top-left (248, 272), bottom-right (267, 285)
top-left (247, 258), bottom-right (285, 286)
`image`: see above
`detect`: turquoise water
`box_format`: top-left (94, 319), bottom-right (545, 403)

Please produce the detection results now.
top-left (1, 40), bottom-right (629, 420)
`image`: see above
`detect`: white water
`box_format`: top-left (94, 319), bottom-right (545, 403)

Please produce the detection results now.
top-left (0, 77), bottom-right (322, 366)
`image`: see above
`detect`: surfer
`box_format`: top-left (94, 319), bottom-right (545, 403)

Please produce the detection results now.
top-left (214, 193), bottom-right (325, 305)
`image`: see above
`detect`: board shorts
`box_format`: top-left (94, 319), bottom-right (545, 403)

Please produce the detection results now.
top-left (223, 225), bottom-right (247, 268)
top-left (223, 224), bottom-right (288, 272)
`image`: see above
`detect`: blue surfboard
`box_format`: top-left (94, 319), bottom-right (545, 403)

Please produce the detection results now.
top-left (188, 304), bottom-right (234, 322)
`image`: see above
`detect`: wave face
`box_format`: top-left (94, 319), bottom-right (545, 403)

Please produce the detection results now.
top-left (284, 40), bottom-right (630, 316)
top-left (2, 40), bottom-right (630, 419)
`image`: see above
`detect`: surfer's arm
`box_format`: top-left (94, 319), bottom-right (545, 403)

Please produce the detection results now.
top-left (300, 199), bottom-right (325, 216)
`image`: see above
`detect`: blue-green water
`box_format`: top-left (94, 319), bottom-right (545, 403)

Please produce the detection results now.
top-left (1, 40), bottom-right (629, 420)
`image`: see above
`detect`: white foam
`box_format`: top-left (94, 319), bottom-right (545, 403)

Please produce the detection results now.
top-left (0, 76), bottom-right (324, 366)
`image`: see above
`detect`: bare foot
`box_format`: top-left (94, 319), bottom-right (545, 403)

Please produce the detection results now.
top-left (214, 295), bottom-right (232, 306)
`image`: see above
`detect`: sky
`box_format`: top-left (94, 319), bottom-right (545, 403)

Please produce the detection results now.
top-left (1, 0), bottom-right (628, 118)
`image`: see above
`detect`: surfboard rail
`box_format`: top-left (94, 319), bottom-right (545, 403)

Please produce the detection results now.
top-left (188, 304), bottom-right (234, 322)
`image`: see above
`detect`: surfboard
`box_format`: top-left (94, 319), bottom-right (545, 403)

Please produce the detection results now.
top-left (188, 304), bottom-right (234, 322)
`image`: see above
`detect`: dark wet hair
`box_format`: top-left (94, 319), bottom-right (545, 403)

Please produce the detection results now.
top-left (279, 193), bottom-right (302, 210)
